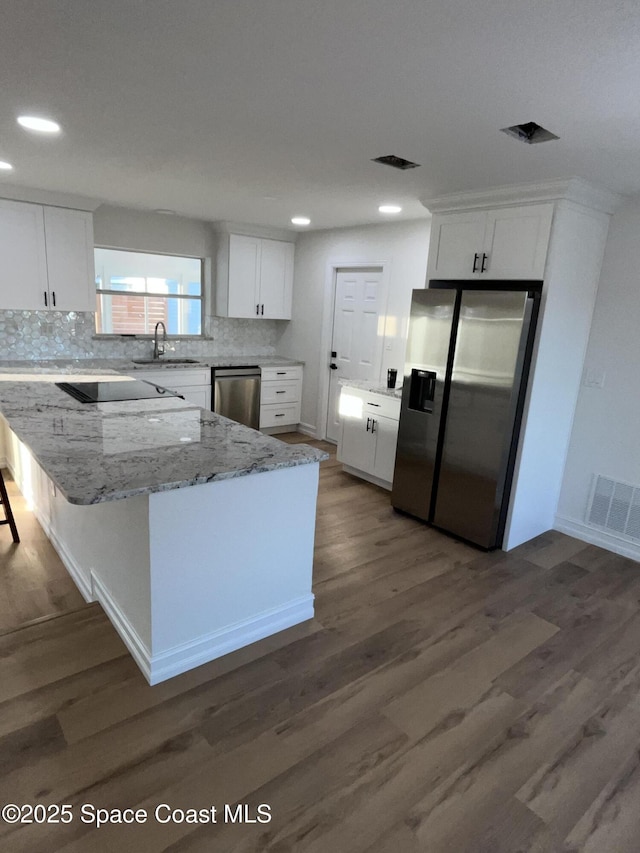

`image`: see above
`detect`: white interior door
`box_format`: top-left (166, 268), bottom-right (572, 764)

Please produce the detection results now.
top-left (326, 268), bottom-right (384, 442)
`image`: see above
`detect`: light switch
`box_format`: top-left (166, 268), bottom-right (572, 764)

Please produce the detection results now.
top-left (584, 368), bottom-right (606, 389)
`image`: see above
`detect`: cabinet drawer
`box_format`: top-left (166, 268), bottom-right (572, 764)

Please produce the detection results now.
top-left (260, 402), bottom-right (301, 428)
top-left (260, 380), bottom-right (300, 404)
top-left (340, 386), bottom-right (401, 421)
top-left (261, 365), bottom-right (303, 382)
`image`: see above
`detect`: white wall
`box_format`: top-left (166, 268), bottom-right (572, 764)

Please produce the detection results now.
top-left (276, 218), bottom-right (431, 434)
top-left (557, 196), bottom-right (640, 558)
top-left (93, 204), bottom-right (215, 258)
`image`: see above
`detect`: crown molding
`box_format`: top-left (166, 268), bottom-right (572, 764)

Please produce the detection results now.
top-left (422, 177), bottom-right (621, 216)
top-left (211, 220), bottom-right (297, 243)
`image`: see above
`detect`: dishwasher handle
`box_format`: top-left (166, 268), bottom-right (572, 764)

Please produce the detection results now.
top-left (212, 366), bottom-right (260, 378)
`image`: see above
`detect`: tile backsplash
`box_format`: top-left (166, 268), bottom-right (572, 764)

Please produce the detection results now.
top-left (0, 311), bottom-right (280, 360)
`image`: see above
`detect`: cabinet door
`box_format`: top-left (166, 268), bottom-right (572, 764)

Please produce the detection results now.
top-left (228, 235), bottom-right (260, 318)
top-left (482, 204), bottom-right (553, 279)
top-left (338, 411), bottom-right (375, 473)
top-left (426, 212), bottom-right (486, 280)
top-left (180, 387), bottom-right (209, 408)
top-left (372, 415), bottom-right (399, 484)
top-left (0, 199), bottom-right (49, 310)
top-left (43, 208), bottom-right (95, 311)
top-left (259, 239), bottom-right (293, 319)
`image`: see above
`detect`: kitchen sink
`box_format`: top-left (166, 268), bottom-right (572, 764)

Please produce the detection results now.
top-left (132, 358), bottom-right (201, 365)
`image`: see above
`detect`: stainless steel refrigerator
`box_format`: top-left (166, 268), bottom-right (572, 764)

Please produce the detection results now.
top-left (391, 282), bottom-right (542, 549)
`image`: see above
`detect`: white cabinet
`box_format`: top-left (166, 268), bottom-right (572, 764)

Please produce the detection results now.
top-left (0, 199), bottom-right (95, 311)
top-left (42, 207), bottom-right (95, 312)
top-left (260, 365), bottom-right (303, 431)
top-left (125, 368), bottom-right (211, 409)
top-left (218, 234), bottom-right (294, 320)
top-left (422, 178), bottom-right (620, 550)
top-left (337, 387), bottom-right (400, 489)
top-left (0, 199), bottom-right (49, 310)
top-left (371, 414), bottom-right (400, 483)
top-left (427, 203), bottom-right (553, 281)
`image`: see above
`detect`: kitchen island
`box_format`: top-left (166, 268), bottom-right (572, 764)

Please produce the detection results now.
top-left (0, 378), bottom-right (326, 684)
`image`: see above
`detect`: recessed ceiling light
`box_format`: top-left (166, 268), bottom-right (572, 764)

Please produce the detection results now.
top-left (379, 204), bottom-right (402, 214)
top-left (291, 216), bottom-right (311, 226)
top-left (17, 115), bottom-right (61, 134)
top-left (0, 161), bottom-right (13, 171)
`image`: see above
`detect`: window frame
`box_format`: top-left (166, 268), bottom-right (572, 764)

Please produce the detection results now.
top-left (94, 245), bottom-right (206, 338)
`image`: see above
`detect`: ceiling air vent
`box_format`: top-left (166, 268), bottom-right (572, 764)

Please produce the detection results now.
top-left (500, 122), bottom-right (559, 144)
top-left (372, 154), bottom-right (421, 170)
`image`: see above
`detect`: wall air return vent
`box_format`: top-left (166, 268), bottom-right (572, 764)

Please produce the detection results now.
top-left (500, 122), bottom-right (559, 144)
top-left (372, 155), bottom-right (421, 170)
top-left (586, 474), bottom-right (640, 541)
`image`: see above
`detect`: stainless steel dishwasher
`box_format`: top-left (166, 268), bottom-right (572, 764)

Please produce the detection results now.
top-left (212, 366), bottom-right (261, 429)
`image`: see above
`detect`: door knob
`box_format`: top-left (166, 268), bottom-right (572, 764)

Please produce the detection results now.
top-left (330, 363), bottom-right (338, 370)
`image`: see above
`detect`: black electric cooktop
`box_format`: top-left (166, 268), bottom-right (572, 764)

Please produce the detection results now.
top-left (56, 380), bottom-right (183, 404)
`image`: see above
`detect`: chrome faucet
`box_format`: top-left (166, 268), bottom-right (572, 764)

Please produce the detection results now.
top-left (153, 321), bottom-right (167, 360)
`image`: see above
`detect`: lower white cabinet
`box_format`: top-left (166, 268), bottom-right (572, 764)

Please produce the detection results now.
top-left (125, 368), bottom-right (211, 409)
top-left (260, 365), bottom-right (303, 431)
top-left (337, 387), bottom-right (400, 489)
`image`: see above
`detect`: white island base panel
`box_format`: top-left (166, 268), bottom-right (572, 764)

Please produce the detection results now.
top-left (6, 430), bottom-right (318, 684)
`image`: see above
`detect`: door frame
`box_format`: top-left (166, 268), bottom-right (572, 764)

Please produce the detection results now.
top-left (318, 259), bottom-right (390, 441)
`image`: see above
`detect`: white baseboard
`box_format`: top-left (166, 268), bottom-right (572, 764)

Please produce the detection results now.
top-left (6, 456), bottom-right (95, 603)
top-left (342, 463), bottom-right (392, 491)
top-left (297, 422), bottom-right (317, 438)
top-left (91, 573), bottom-right (152, 682)
top-left (91, 578), bottom-right (314, 685)
top-left (148, 595), bottom-right (315, 685)
top-left (46, 524), bottom-right (95, 602)
top-left (554, 515), bottom-right (640, 563)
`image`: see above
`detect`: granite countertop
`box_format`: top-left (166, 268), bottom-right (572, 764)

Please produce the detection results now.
top-left (338, 378), bottom-right (403, 399)
top-left (0, 380), bottom-right (326, 505)
top-left (0, 356), bottom-right (304, 374)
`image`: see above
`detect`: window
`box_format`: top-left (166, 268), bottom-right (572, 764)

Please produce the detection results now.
top-left (94, 248), bottom-right (203, 336)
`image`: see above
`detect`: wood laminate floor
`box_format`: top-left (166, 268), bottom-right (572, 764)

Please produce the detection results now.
top-left (1, 439), bottom-right (640, 852)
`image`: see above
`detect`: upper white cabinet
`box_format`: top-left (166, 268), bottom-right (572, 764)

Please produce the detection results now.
top-left (42, 207), bottom-right (95, 312)
top-left (427, 203), bottom-right (553, 281)
top-left (217, 233), bottom-right (294, 319)
top-left (0, 199), bottom-right (95, 312)
top-left (0, 199), bottom-right (49, 310)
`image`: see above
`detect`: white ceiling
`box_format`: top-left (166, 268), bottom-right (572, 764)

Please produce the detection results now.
top-left (1, 0), bottom-right (639, 230)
